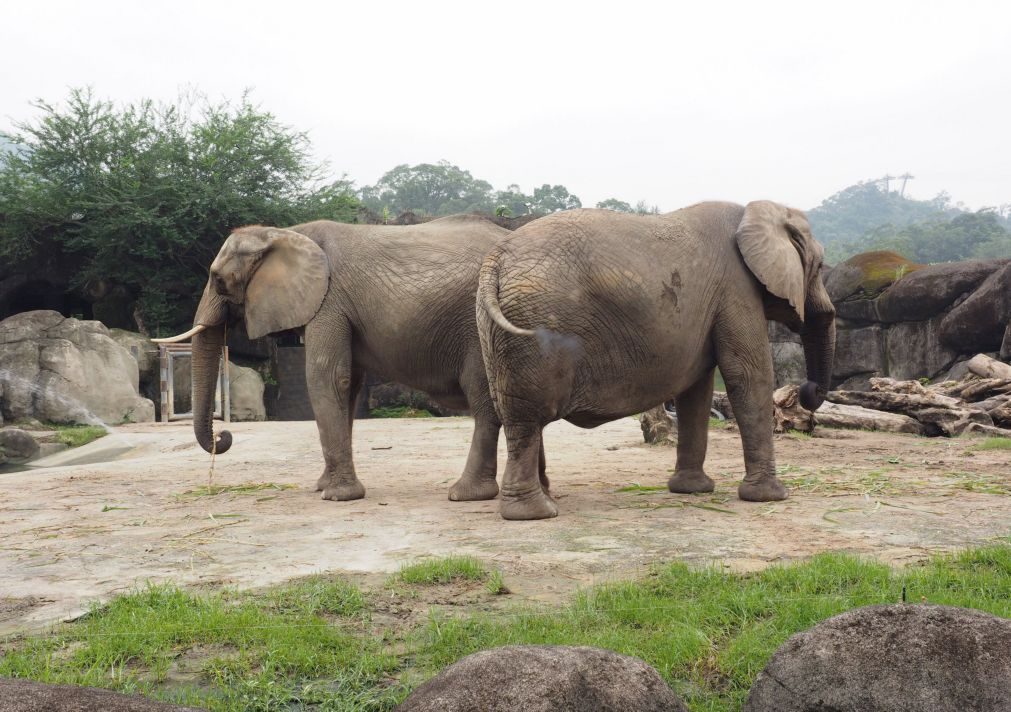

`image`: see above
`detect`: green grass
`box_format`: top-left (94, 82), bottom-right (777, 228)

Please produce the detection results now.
top-left (971, 437), bottom-right (1011, 451)
top-left (53, 425), bottom-right (108, 448)
top-left (3, 548), bottom-right (1011, 711)
top-left (369, 406), bottom-right (434, 418)
top-left (394, 556), bottom-right (488, 585)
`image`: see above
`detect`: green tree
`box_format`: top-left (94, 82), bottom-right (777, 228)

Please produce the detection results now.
top-left (856, 209), bottom-right (1011, 263)
top-left (494, 184), bottom-right (534, 216)
top-left (360, 161), bottom-right (495, 216)
top-left (807, 178), bottom-right (958, 252)
top-left (529, 184), bottom-right (581, 213)
top-left (596, 198), bottom-right (633, 212)
top-left (0, 88), bottom-right (359, 334)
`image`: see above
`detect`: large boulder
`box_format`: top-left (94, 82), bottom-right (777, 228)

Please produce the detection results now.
top-left (228, 362), bottom-right (266, 422)
top-left (744, 604), bottom-right (1011, 711)
top-left (826, 251), bottom-right (923, 306)
top-left (0, 428), bottom-right (40, 461)
top-left (940, 261), bottom-right (1011, 353)
top-left (884, 316), bottom-right (960, 380)
top-left (875, 258), bottom-right (1006, 323)
top-left (397, 645), bottom-right (687, 712)
top-left (0, 311), bottom-right (155, 425)
top-left (832, 325), bottom-right (885, 383)
top-left (0, 678), bottom-right (203, 711)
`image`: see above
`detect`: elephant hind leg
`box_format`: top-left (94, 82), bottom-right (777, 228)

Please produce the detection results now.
top-left (668, 368), bottom-right (716, 494)
top-left (499, 422), bottom-right (557, 520)
top-left (448, 359), bottom-right (501, 502)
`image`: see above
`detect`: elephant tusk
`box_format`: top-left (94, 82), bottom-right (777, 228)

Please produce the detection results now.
top-left (151, 324), bottom-right (208, 343)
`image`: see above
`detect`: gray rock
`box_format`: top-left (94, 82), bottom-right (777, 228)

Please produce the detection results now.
top-left (0, 678), bottom-right (203, 711)
top-left (940, 262), bottom-right (1011, 353)
top-left (228, 362), bottom-right (266, 422)
top-left (832, 325), bottom-right (885, 380)
top-left (885, 317), bottom-right (960, 380)
top-left (0, 428), bottom-right (40, 460)
top-left (876, 259), bottom-right (1007, 323)
top-left (744, 604), bottom-right (1011, 712)
top-left (1002, 323), bottom-right (1011, 360)
top-left (109, 329), bottom-right (159, 386)
top-left (397, 645), bottom-right (687, 712)
top-left (0, 311), bottom-right (155, 425)
top-left (770, 341), bottom-right (806, 387)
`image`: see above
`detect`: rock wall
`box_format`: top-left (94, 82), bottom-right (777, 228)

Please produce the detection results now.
top-left (771, 252), bottom-right (1011, 389)
top-left (0, 311), bottom-right (155, 425)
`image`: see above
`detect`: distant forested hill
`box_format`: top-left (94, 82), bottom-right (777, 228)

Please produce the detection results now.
top-left (808, 178), bottom-right (1011, 264)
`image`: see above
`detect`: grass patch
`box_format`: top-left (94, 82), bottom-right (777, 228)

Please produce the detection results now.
top-left (369, 406), bottom-right (434, 418)
top-left (395, 556), bottom-right (488, 586)
top-left (4, 548), bottom-right (1011, 711)
top-left (53, 425), bottom-right (108, 448)
top-left (0, 579), bottom-right (399, 710)
top-left (971, 437), bottom-right (1011, 451)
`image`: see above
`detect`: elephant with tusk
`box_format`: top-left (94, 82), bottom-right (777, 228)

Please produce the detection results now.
top-left (156, 215), bottom-right (538, 503)
top-left (477, 201), bottom-right (836, 520)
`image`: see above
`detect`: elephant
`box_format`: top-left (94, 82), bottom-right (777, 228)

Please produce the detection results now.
top-left (477, 201), bottom-right (836, 520)
top-left (156, 215), bottom-right (534, 503)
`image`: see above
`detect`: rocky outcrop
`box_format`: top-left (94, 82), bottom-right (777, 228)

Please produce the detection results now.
top-left (823, 253), bottom-right (1011, 387)
top-left (0, 311), bottom-right (155, 425)
top-left (0, 427), bottom-right (40, 461)
top-left (744, 604), bottom-right (1011, 711)
top-left (397, 645), bottom-right (687, 712)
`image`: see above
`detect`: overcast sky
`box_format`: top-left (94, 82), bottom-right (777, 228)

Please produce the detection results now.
top-left (3, 0), bottom-right (1009, 212)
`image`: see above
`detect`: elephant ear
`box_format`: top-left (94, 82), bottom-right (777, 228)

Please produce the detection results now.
top-left (244, 228), bottom-right (330, 339)
top-left (735, 200), bottom-right (808, 322)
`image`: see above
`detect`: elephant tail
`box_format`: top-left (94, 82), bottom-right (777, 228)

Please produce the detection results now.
top-left (478, 253), bottom-right (536, 336)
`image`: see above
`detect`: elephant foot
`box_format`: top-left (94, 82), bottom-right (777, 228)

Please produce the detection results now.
top-left (321, 478), bottom-right (366, 502)
top-left (668, 469), bottom-right (715, 494)
top-left (499, 488), bottom-right (559, 520)
top-left (315, 471), bottom-right (330, 492)
top-left (449, 475), bottom-right (499, 502)
top-left (738, 476), bottom-right (788, 502)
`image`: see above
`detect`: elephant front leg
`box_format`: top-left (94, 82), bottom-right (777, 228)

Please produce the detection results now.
top-left (668, 368), bottom-right (716, 494)
top-left (499, 422), bottom-right (557, 520)
top-left (716, 319), bottom-right (788, 502)
top-left (306, 328), bottom-right (366, 502)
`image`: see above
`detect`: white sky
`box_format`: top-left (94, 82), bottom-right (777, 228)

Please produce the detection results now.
top-left (2, 0), bottom-right (1009, 212)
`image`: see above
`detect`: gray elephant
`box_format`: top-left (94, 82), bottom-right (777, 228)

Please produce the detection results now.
top-left (157, 215), bottom-right (531, 503)
top-left (477, 201), bottom-right (835, 520)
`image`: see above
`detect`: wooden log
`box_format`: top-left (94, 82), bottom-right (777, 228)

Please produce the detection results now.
top-left (827, 390), bottom-right (963, 412)
top-left (964, 422), bottom-right (1011, 438)
top-left (814, 402), bottom-right (924, 435)
top-left (773, 385), bottom-right (814, 433)
top-left (640, 404), bottom-right (676, 445)
top-left (957, 378), bottom-right (1011, 402)
top-left (966, 354), bottom-right (1011, 380)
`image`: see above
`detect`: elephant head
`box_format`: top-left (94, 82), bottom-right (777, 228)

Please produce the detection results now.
top-left (156, 226), bottom-right (330, 454)
top-left (735, 201), bottom-right (836, 411)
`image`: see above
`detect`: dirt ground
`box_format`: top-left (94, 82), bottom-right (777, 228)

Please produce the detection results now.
top-left (1, 417), bottom-right (1009, 634)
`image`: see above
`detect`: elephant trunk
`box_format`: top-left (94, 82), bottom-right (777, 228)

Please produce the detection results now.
top-left (798, 293), bottom-right (836, 412)
top-left (191, 321), bottom-right (233, 454)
